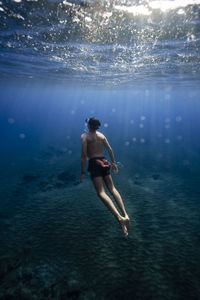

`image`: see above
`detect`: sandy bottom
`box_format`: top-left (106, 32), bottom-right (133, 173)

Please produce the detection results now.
top-left (0, 157), bottom-right (200, 300)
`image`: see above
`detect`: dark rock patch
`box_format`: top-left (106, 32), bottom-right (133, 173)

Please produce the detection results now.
top-left (12, 189), bottom-right (21, 197)
top-left (152, 174), bottom-right (160, 180)
top-left (22, 174), bottom-right (39, 183)
top-left (57, 171), bottom-right (76, 183)
top-left (0, 255), bottom-right (22, 280)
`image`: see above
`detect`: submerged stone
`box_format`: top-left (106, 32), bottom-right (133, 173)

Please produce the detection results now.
top-left (152, 174), bottom-right (160, 180)
top-left (57, 171), bottom-right (76, 183)
top-left (0, 255), bottom-right (21, 280)
top-left (22, 174), bottom-right (38, 183)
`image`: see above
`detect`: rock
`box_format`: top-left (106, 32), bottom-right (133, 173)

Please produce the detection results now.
top-left (66, 278), bottom-right (81, 298)
top-left (134, 180), bottom-right (142, 185)
top-left (19, 287), bottom-right (33, 300)
top-left (152, 174), bottom-right (160, 180)
top-left (21, 269), bottom-right (33, 282)
top-left (0, 255), bottom-right (21, 280)
top-left (73, 181), bottom-right (80, 186)
top-left (4, 293), bottom-right (16, 300)
top-left (22, 174), bottom-right (38, 183)
top-left (54, 182), bottom-right (65, 188)
top-left (57, 171), bottom-right (76, 183)
top-left (12, 189), bottom-right (21, 196)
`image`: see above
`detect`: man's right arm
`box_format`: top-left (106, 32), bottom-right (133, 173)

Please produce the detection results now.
top-left (80, 134), bottom-right (87, 181)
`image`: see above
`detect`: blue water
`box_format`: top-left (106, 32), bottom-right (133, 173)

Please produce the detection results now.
top-left (0, 1), bottom-right (200, 299)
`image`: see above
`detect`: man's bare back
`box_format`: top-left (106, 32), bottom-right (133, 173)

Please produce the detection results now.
top-left (81, 131), bottom-right (108, 159)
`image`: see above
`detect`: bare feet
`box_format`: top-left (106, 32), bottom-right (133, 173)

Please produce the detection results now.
top-left (118, 217), bottom-right (128, 236)
top-left (124, 215), bottom-right (130, 229)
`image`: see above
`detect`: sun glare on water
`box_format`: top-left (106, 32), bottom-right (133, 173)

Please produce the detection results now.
top-left (114, 0), bottom-right (200, 15)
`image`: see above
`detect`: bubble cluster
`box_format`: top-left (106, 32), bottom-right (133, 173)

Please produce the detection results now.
top-left (140, 138), bottom-right (145, 143)
top-left (8, 118), bottom-right (15, 124)
top-left (165, 124), bottom-right (170, 129)
top-left (176, 116), bottom-right (182, 122)
top-left (19, 133), bottom-right (26, 139)
top-left (177, 135), bottom-right (183, 140)
top-left (165, 138), bottom-right (170, 144)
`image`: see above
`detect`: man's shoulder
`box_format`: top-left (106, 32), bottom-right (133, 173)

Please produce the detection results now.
top-left (81, 133), bottom-right (87, 140)
top-left (96, 131), bottom-right (105, 139)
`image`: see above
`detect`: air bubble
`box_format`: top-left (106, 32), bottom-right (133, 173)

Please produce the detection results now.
top-left (165, 94), bottom-right (171, 100)
top-left (104, 123), bottom-right (108, 128)
top-left (140, 138), bottom-right (145, 143)
top-left (165, 118), bottom-right (170, 123)
top-left (165, 139), bottom-right (170, 144)
top-left (19, 133), bottom-right (26, 139)
top-left (165, 124), bottom-right (170, 129)
top-left (176, 116), bottom-right (182, 122)
top-left (177, 136), bottom-right (183, 141)
top-left (140, 116), bottom-right (146, 121)
top-left (8, 118), bottom-right (15, 124)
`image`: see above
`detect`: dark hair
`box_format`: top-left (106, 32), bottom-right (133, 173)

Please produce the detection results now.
top-left (87, 117), bottom-right (101, 129)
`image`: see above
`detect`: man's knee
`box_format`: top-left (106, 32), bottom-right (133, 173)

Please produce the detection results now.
top-left (108, 186), bottom-right (116, 195)
top-left (97, 190), bottom-right (106, 199)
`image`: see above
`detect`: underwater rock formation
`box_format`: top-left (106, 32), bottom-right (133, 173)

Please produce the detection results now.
top-left (0, 256), bottom-right (85, 300)
top-left (22, 174), bottom-right (39, 183)
top-left (152, 174), bottom-right (160, 180)
top-left (17, 170), bottom-right (79, 195)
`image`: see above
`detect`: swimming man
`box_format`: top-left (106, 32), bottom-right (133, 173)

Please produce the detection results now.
top-left (80, 117), bottom-right (130, 236)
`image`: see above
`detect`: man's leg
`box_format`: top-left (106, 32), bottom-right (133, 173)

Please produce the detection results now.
top-left (104, 175), bottom-right (130, 228)
top-left (92, 176), bottom-right (128, 236)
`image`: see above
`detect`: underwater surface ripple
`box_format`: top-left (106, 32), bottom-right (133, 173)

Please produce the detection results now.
top-left (0, 0), bottom-right (200, 86)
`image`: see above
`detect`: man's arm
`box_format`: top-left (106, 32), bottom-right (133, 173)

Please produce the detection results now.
top-left (103, 136), bottom-right (118, 173)
top-left (80, 134), bottom-right (87, 182)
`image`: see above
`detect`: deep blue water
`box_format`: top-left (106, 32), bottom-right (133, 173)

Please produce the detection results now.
top-left (0, 1), bottom-right (200, 300)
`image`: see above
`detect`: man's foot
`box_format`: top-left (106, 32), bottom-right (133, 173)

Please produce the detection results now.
top-left (124, 215), bottom-right (130, 229)
top-left (118, 217), bottom-right (128, 236)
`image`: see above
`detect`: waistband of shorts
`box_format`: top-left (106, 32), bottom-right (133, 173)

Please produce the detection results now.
top-left (89, 156), bottom-right (105, 161)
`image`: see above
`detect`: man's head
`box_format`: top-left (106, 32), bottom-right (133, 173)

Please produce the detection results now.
top-left (87, 117), bottom-right (101, 130)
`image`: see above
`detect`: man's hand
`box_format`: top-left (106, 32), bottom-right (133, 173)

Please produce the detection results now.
top-left (80, 173), bottom-right (84, 182)
top-left (112, 162), bottom-right (118, 174)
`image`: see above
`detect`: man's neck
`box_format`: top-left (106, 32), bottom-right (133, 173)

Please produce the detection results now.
top-left (89, 129), bottom-right (96, 133)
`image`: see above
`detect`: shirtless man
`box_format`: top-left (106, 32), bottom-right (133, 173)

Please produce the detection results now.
top-left (80, 117), bottom-right (130, 236)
